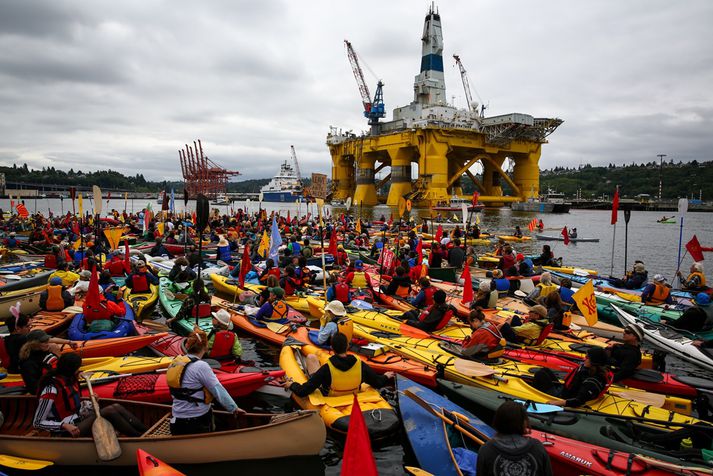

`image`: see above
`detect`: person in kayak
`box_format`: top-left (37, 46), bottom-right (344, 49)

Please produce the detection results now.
top-left (669, 293), bottom-right (713, 333)
top-left (18, 330), bottom-right (77, 394)
top-left (48, 261), bottom-right (80, 288)
top-left (498, 305), bottom-right (551, 345)
top-left (206, 309), bottom-right (242, 362)
top-left (257, 258), bottom-right (281, 284)
top-left (148, 237), bottom-right (173, 258)
top-left (253, 286), bottom-right (289, 322)
top-left (513, 226), bottom-right (523, 239)
top-left (125, 260), bottom-right (159, 294)
top-left (676, 262), bottom-right (707, 292)
top-left (5, 311), bottom-right (76, 375)
top-left (569, 228), bottom-right (578, 239)
top-left (471, 280), bottom-right (498, 309)
top-left (33, 353), bottom-right (148, 437)
top-left (536, 347), bottom-right (612, 408)
top-left (410, 277), bottom-right (437, 309)
top-left (531, 245), bottom-right (556, 267)
top-left (39, 276), bottom-right (74, 312)
top-left (167, 329), bottom-right (246, 435)
top-left (384, 266), bottom-right (412, 298)
top-left (345, 260), bottom-right (373, 289)
top-left (526, 272), bottom-right (557, 303)
top-left (168, 257), bottom-right (197, 284)
top-left (476, 400), bottom-right (553, 476)
top-left (611, 261), bottom-right (648, 289)
top-left (400, 290), bottom-right (455, 332)
top-left (461, 308), bottom-right (506, 359)
top-left (606, 324), bottom-right (643, 382)
top-left (640, 274), bottom-right (674, 305)
top-left (316, 300), bottom-right (348, 346)
top-left (284, 332), bottom-right (395, 397)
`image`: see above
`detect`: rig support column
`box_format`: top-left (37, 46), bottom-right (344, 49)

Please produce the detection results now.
top-left (448, 159), bottom-right (464, 197)
top-left (482, 156), bottom-right (504, 199)
top-left (386, 146), bottom-right (416, 206)
top-left (418, 131), bottom-right (450, 205)
top-left (353, 152), bottom-right (378, 206)
top-left (330, 155), bottom-right (355, 202)
top-left (512, 147), bottom-right (541, 200)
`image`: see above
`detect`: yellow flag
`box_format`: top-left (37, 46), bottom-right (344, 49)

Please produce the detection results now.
top-left (78, 193), bottom-right (84, 216)
top-left (72, 238), bottom-right (82, 250)
top-left (355, 219), bottom-right (361, 234)
top-left (103, 226), bottom-right (127, 250)
top-left (156, 222), bottom-right (165, 237)
top-left (475, 213), bottom-right (481, 225)
top-left (572, 279), bottom-right (598, 326)
top-left (258, 230), bottom-right (270, 258)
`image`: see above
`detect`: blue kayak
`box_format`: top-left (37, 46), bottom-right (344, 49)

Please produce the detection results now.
top-left (68, 301), bottom-right (134, 340)
top-left (397, 375), bottom-right (493, 476)
top-left (549, 270), bottom-right (695, 300)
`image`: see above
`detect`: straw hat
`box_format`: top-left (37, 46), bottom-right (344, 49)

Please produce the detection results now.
top-left (324, 300), bottom-right (347, 317)
top-left (212, 309), bottom-right (234, 330)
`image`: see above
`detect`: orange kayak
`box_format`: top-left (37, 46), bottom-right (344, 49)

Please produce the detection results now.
top-left (55, 333), bottom-right (168, 359)
top-left (137, 449), bottom-right (185, 476)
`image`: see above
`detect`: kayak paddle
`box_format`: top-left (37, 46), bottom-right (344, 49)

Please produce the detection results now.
top-left (82, 373), bottom-right (122, 461)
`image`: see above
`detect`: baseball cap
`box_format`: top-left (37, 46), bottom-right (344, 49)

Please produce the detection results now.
top-left (27, 329), bottom-right (50, 343)
top-left (653, 274), bottom-right (666, 283)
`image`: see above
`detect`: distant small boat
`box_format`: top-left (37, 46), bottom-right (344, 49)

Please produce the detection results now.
top-left (657, 217), bottom-right (676, 224)
top-left (535, 234), bottom-right (600, 243)
top-left (432, 195), bottom-right (484, 213)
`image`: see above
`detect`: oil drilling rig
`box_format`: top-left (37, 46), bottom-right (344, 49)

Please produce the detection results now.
top-left (328, 4), bottom-right (563, 207)
top-left (179, 140), bottom-right (240, 199)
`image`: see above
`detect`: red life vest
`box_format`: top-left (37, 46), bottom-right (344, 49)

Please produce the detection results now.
top-left (107, 258), bottom-right (127, 277)
top-left (45, 285), bottom-right (66, 312)
top-left (44, 254), bottom-right (58, 269)
top-left (84, 298), bottom-right (124, 323)
top-left (129, 273), bottom-right (150, 293)
top-left (420, 305), bottom-right (454, 331)
top-left (208, 330), bottom-right (237, 360)
top-left (282, 277), bottom-right (300, 296)
top-left (422, 286), bottom-right (437, 307)
top-left (268, 268), bottom-right (281, 280)
top-left (40, 375), bottom-right (81, 420)
top-left (334, 282), bottom-right (350, 303)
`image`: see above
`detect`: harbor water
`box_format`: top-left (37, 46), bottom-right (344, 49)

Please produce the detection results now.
top-left (3, 198), bottom-right (712, 475)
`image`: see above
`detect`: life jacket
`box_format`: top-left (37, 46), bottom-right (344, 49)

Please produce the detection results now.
top-left (282, 276), bottom-right (300, 296)
top-left (537, 283), bottom-right (558, 299)
top-left (44, 254), bottom-right (58, 269)
top-left (107, 258), bottom-right (127, 277)
top-left (166, 355), bottom-right (214, 404)
top-left (350, 271), bottom-right (368, 289)
top-left (270, 300), bottom-right (288, 320)
top-left (191, 303), bottom-right (212, 319)
top-left (465, 323), bottom-right (506, 359)
top-left (217, 245), bottom-right (231, 262)
top-left (420, 305), bottom-right (454, 331)
top-left (336, 251), bottom-right (349, 266)
top-left (129, 273), bottom-right (150, 293)
top-left (562, 312), bottom-right (572, 328)
top-left (395, 282), bottom-right (410, 298)
top-left (559, 287), bottom-right (575, 304)
top-left (334, 282), bottom-right (350, 304)
top-left (326, 358), bottom-right (362, 396)
top-left (45, 285), bottom-right (66, 312)
top-left (648, 283), bottom-right (671, 304)
top-left (687, 272), bottom-right (707, 288)
top-left (563, 365), bottom-right (613, 401)
top-left (40, 375), bottom-right (81, 420)
top-left (423, 286), bottom-right (437, 307)
top-left (208, 330), bottom-right (237, 360)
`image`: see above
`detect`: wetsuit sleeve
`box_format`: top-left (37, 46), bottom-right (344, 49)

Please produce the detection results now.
top-left (361, 362), bottom-right (390, 388)
top-left (289, 364), bottom-right (331, 397)
top-left (565, 377), bottom-right (602, 407)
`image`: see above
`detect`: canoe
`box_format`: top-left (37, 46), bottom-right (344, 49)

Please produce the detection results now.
top-left (87, 366), bottom-right (285, 403)
top-left (1, 356), bottom-right (174, 386)
top-left (125, 284), bottom-right (159, 319)
top-left (137, 449), bottom-right (185, 476)
top-left (0, 283), bottom-right (46, 320)
top-left (437, 379), bottom-right (713, 472)
top-left (0, 396), bottom-right (325, 465)
top-left (535, 234), bottom-right (600, 243)
top-left (68, 301), bottom-right (135, 341)
top-left (279, 343), bottom-right (399, 440)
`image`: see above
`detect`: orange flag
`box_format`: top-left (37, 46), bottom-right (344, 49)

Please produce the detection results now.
top-left (341, 395), bottom-right (377, 476)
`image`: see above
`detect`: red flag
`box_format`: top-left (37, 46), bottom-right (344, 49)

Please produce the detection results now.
top-left (238, 244), bottom-right (251, 287)
top-left (415, 238), bottom-right (423, 263)
top-left (561, 226), bottom-right (570, 245)
top-left (461, 264), bottom-right (473, 304)
top-left (286, 209), bottom-right (291, 223)
top-left (16, 203), bottom-right (29, 218)
top-left (83, 265), bottom-right (101, 312)
top-left (434, 225), bottom-right (443, 243)
top-left (328, 232), bottom-right (338, 256)
top-left (341, 396), bottom-right (378, 476)
top-left (124, 240), bottom-right (131, 274)
top-left (686, 235), bottom-right (705, 262)
top-left (72, 220), bottom-right (80, 236)
top-left (42, 229), bottom-right (52, 245)
top-left (611, 186), bottom-right (620, 225)
top-left (387, 213), bottom-right (393, 226)
top-left (528, 221), bottom-right (535, 232)
top-left (472, 191), bottom-right (480, 206)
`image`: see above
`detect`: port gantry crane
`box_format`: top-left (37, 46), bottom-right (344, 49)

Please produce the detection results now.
top-left (344, 40), bottom-right (385, 133)
top-left (290, 145), bottom-right (303, 186)
top-left (453, 54), bottom-right (485, 118)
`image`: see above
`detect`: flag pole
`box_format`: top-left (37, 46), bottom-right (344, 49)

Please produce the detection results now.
top-left (609, 186), bottom-right (619, 277)
top-left (674, 198), bottom-right (688, 289)
top-left (623, 208), bottom-right (631, 276)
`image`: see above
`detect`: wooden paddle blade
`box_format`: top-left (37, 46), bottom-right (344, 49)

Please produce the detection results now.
top-left (453, 358), bottom-right (497, 377)
top-left (265, 322), bottom-right (291, 334)
top-left (0, 454), bottom-right (54, 470)
top-left (610, 390), bottom-right (667, 408)
top-left (92, 416), bottom-right (122, 461)
top-left (139, 320), bottom-right (170, 332)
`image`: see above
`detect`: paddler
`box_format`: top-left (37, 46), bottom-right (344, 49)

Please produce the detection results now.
top-left (253, 286), bottom-right (289, 322)
top-left (384, 266), bottom-right (412, 298)
top-left (206, 309), bottom-right (242, 362)
top-left (33, 353), bottom-right (148, 437)
top-left (513, 226), bottom-right (523, 238)
top-left (676, 262), bottom-right (707, 292)
top-left (525, 272), bottom-right (557, 303)
top-left (410, 277), bottom-right (437, 309)
top-left (345, 260), bottom-right (373, 290)
top-left (125, 260), bottom-right (159, 294)
top-left (461, 308), bottom-right (506, 360)
top-left (606, 324), bottom-right (643, 382)
top-left (498, 305), bottom-right (550, 345)
top-left (283, 332), bottom-right (395, 397)
top-left (106, 249), bottom-right (130, 277)
top-left (471, 280), bottom-right (498, 309)
top-left (19, 330), bottom-right (76, 394)
top-left (326, 275), bottom-right (351, 305)
top-left (39, 276), bottom-right (74, 312)
top-left (215, 235), bottom-right (232, 264)
top-left (669, 293), bottom-right (713, 333)
top-left (48, 261), bottom-right (80, 288)
top-left (400, 290), bottom-right (455, 332)
top-left (316, 300), bottom-right (348, 346)
top-left (640, 274), bottom-right (673, 305)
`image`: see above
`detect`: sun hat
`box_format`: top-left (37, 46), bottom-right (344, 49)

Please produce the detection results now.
top-left (324, 300), bottom-right (347, 317)
top-left (79, 270), bottom-right (92, 280)
top-left (528, 305), bottom-right (548, 318)
top-left (212, 309), bottom-right (234, 330)
top-left (624, 324), bottom-right (644, 342)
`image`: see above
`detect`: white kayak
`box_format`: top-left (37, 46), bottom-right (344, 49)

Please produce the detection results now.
top-left (612, 304), bottom-right (713, 373)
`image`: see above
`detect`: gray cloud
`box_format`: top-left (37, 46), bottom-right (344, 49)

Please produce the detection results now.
top-left (0, 0), bottom-right (711, 182)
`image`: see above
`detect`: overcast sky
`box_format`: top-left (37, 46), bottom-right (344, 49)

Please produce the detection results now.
top-left (1, 0), bottom-right (712, 182)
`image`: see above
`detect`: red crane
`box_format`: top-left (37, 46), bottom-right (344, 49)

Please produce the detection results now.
top-left (179, 140), bottom-right (240, 199)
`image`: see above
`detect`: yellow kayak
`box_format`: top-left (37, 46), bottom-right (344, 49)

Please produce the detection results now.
top-left (125, 284), bottom-right (159, 319)
top-left (1, 356), bottom-right (173, 385)
top-left (211, 274), bottom-right (314, 315)
top-left (279, 343), bottom-right (399, 439)
top-left (497, 235), bottom-right (532, 243)
top-left (543, 265), bottom-right (598, 276)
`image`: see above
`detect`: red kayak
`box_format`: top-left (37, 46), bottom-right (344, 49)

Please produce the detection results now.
top-left (137, 449), bottom-right (185, 476)
top-left (133, 322), bottom-right (186, 357)
top-left (87, 366), bottom-right (284, 403)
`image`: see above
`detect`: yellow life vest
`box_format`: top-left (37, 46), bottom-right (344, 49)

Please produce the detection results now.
top-left (687, 271), bottom-right (706, 287)
top-left (350, 271), bottom-right (367, 288)
top-left (166, 355), bottom-right (213, 404)
top-left (537, 283), bottom-right (558, 299)
top-left (45, 285), bottom-right (65, 311)
top-left (326, 358), bottom-right (362, 396)
top-left (270, 300), bottom-right (288, 320)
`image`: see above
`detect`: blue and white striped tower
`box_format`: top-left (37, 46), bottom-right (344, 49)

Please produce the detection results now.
top-left (413, 3), bottom-right (446, 106)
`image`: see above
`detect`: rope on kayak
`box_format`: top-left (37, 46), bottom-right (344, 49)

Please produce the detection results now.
top-left (114, 374), bottom-right (160, 398)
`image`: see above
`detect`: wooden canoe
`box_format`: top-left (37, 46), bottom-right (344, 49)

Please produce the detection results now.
top-left (0, 396), bottom-right (326, 465)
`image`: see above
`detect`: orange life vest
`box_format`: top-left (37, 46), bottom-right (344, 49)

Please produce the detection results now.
top-left (45, 285), bottom-right (66, 312)
top-left (648, 283), bottom-right (671, 304)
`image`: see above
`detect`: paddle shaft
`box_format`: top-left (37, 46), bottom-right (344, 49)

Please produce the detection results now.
top-left (402, 389), bottom-right (485, 445)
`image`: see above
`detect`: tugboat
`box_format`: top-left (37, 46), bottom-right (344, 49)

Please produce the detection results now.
top-left (512, 188), bottom-right (571, 213)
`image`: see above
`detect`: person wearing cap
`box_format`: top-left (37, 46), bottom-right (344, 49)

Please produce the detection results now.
top-left (40, 277), bottom-right (75, 312)
top-left (641, 274), bottom-right (673, 305)
top-left (67, 269), bottom-right (92, 297)
top-left (345, 260), bottom-right (373, 289)
top-left (284, 332), bottom-right (395, 399)
top-left (206, 309), bottom-right (242, 362)
top-left (489, 268), bottom-right (511, 295)
top-left (472, 279), bottom-right (498, 309)
top-left (534, 347), bottom-right (612, 408)
top-left (667, 292), bottom-right (713, 333)
top-left (401, 289), bottom-right (455, 332)
top-left (499, 305), bottom-right (551, 345)
top-left (461, 308), bottom-right (506, 360)
top-left (125, 259), bottom-right (159, 294)
top-left (676, 262), bottom-right (708, 292)
top-left (253, 286), bottom-right (289, 322)
top-left (106, 249), bottom-right (130, 277)
top-left (606, 324), bottom-right (643, 382)
top-left (513, 226), bottom-right (523, 239)
top-left (316, 300), bottom-right (348, 346)
top-left (48, 261), bottom-right (80, 289)
top-left (612, 260), bottom-right (648, 289)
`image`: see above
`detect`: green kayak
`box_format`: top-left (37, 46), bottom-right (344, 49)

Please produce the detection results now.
top-left (595, 291), bottom-right (684, 325)
top-left (158, 277), bottom-right (185, 319)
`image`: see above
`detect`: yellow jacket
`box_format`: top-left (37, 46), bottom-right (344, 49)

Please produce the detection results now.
top-left (49, 269), bottom-right (80, 288)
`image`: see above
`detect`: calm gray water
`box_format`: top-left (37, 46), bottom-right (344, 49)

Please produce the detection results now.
top-left (3, 198), bottom-right (712, 475)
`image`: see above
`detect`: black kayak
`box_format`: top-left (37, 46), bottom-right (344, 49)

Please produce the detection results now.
top-left (437, 379), bottom-right (712, 469)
